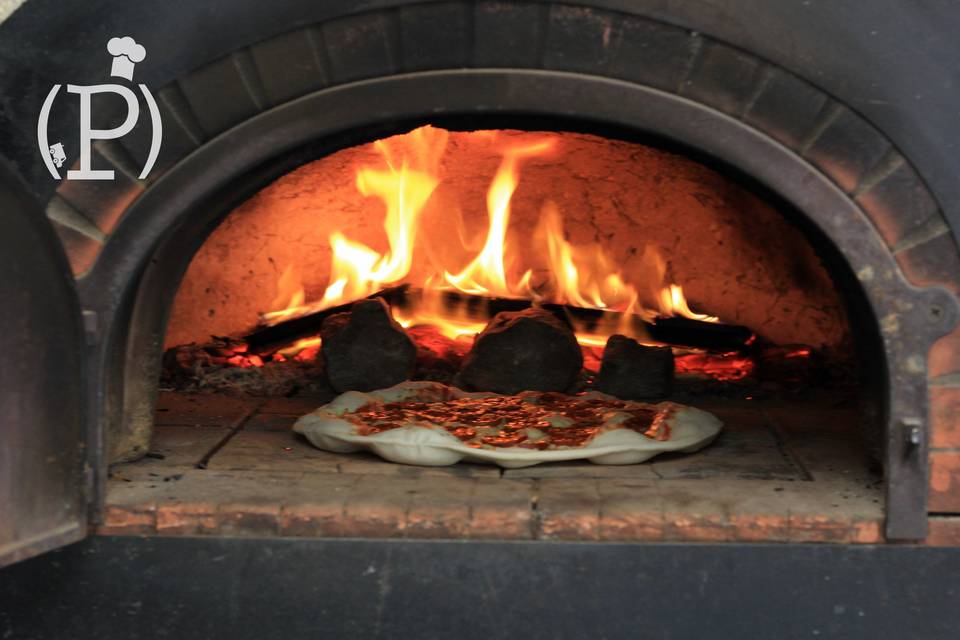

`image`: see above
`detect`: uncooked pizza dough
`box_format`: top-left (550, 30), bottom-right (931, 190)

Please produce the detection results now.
top-left (293, 381), bottom-right (722, 468)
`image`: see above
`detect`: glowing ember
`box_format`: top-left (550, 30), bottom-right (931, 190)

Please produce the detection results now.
top-left (259, 126), bottom-right (718, 346)
top-left (277, 336), bottom-right (322, 361)
top-left (675, 352), bottom-right (755, 381)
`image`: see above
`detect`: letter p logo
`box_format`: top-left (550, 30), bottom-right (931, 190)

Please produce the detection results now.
top-left (37, 36), bottom-right (162, 181)
top-left (66, 84), bottom-right (140, 180)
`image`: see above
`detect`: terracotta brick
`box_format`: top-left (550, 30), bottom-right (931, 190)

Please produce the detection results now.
top-left (598, 481), bottom-right (663, 541)
top-left (729, 513), bottom-right (790, 542)
top-left (339, 476), bottom-right (413, 537)
top-left (279, 474), bottom-right (356, 537)
top-left (469, 478), bottom-right (534, 539)
top-left (660, 482), bottom-right (734, 542)
top-left (709, 482), bottom-right (792, 542)
top-left (894, 232), bottom-right (960, 296)
top-left (279, 502), bottom-right (347, 537)
top-left (931, 386), bottom-right (960, 448)
top-left (405, 477), bottom-right (473, 539)
top-left (850, 518), bottom-right (884, 544)
top-left (788, 513), bottom-right (852, 543)
top-left (156, 501), bottom-right (218, 535)
top-left (929, 452), bottom-right (960, 512)
top-left (600, 510), bottom-right (664, 541)
top-left (783, 484), bottom-right (872, 543)
top-left (217, 503), bottom-right (281, 536)
top-left (536, 479), bottom-right (601, 540)
top-left (926, 516), bottom-right (960, 546)
top-left (99, 503), bottom-right (156, 535)
top-left (929, 327), bottom-right (960, 378)
top-left (665, 514), bottom-right (732, 542)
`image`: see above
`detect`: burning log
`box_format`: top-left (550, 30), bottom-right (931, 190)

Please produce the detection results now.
top-left (246, 285), bottom-right (755, 357)
top-left (596, 335), bottom-right (674, 400)
top-left (646, 316), bottom-right (754, 353)
top-left (243, 285), bottom-right (409, 354)
top-left (391, 287), bottom-right (755, 352)
top-left (457, 307), bottom-right (583, 394)
top-left (320, 298), bottom-right (417, 393)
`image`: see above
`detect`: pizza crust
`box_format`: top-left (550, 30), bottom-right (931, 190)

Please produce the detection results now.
top-left (293, 381), bottom-right (722, 468)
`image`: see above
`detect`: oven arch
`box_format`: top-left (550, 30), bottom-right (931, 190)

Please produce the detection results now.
top-left (40, 6), bottom-right (954, 540)
top-left (77, 70), bottom-right (955, 540)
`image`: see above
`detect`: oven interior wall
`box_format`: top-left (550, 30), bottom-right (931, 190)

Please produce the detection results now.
top-left (164, 129), bottom-right (850, 355)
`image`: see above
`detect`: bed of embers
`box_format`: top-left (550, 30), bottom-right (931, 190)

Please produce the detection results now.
top-left (161, 283), bottom-right (842, 406)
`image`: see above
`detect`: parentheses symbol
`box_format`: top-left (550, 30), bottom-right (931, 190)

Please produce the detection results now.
top-left (38, 84), bottom-right (61, 179)
top-left (138, 84), bottom-right (162, 179)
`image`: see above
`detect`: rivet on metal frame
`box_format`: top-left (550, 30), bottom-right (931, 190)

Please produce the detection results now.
top-left (901, 417), bottom-right (923, 450)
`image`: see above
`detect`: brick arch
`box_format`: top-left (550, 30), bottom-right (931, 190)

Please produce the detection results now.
top-left (42, 3), bottom-right (958, 538)
top-left (51, 5), bottom-right (958, 292)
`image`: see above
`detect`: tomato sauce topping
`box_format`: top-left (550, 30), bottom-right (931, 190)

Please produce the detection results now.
top-left (345, 392), bottom-right (672, 449)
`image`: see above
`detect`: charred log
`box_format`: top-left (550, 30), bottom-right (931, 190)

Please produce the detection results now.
top-left (246, 285), bottom-right (753, 356)
top-left (646, 316), bottom-right (755, 352)
top-left (320, 298), bottom-right (417, 393)
top-left (596, 334), bottom-right (674, 400)
top-left (457, 307), bottom-right (583, 394)
top-left (243, 285), bottom-right (409, 354)
top-left (393, 287), bottom-right (753, 351)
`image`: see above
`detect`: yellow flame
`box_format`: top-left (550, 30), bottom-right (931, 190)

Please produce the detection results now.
top-left (260, 126), bottom-right (448, 323)
top-left (260, 126), bottom-right (719, 341)
top-left (659, 283), bottom-right (718, 322)
top-left (444, 139), bottom-right (556, 296)
top-left (536, 202), bottom-right (638, 311)
top-left (277, 336), bottom-right (322, 358)
top-left (262, 264), bottom-right (305, 323)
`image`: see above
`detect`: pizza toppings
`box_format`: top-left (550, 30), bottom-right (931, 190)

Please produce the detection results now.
top-left (293, 381), bottom-right (723, 467)
top-left (343, 391), bottom-right (673, 450)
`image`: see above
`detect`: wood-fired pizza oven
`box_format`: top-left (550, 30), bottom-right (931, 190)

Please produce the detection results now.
top-left (3, 2), bottom-right (960, 637)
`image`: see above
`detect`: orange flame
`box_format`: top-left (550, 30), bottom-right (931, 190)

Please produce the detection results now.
top-left (262, 264), bottom-right (305, 324)
top-left (261, 126), bottom-right (718, 345)
top-left (444, 139), bottom-right (555, 296)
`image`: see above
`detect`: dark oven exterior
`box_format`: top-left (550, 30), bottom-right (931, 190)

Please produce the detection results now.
top-left (1, 1), bottom-right (960, 633)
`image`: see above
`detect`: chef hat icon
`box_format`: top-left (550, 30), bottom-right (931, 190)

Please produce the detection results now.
top-left (107, 36), bottom-right (146, 81)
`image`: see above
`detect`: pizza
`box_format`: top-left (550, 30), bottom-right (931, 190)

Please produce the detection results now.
top-left (293, 381), bottom-right (722, 468)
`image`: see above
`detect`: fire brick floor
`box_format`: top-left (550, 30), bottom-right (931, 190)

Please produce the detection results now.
top-left (101, 392), bottom-right (885, 543)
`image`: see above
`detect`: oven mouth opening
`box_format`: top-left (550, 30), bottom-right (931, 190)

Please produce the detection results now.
top-left (107, 117), bottom-right (885, 544)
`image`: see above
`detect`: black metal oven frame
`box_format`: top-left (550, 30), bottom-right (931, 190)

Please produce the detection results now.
top-left (3, 0), bottom-right (960, 572)
top-left (4, 536), bottom-right (960, 639)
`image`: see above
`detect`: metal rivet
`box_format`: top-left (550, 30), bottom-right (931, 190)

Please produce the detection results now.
top-left (901, 417), bottom-right (923, 450)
